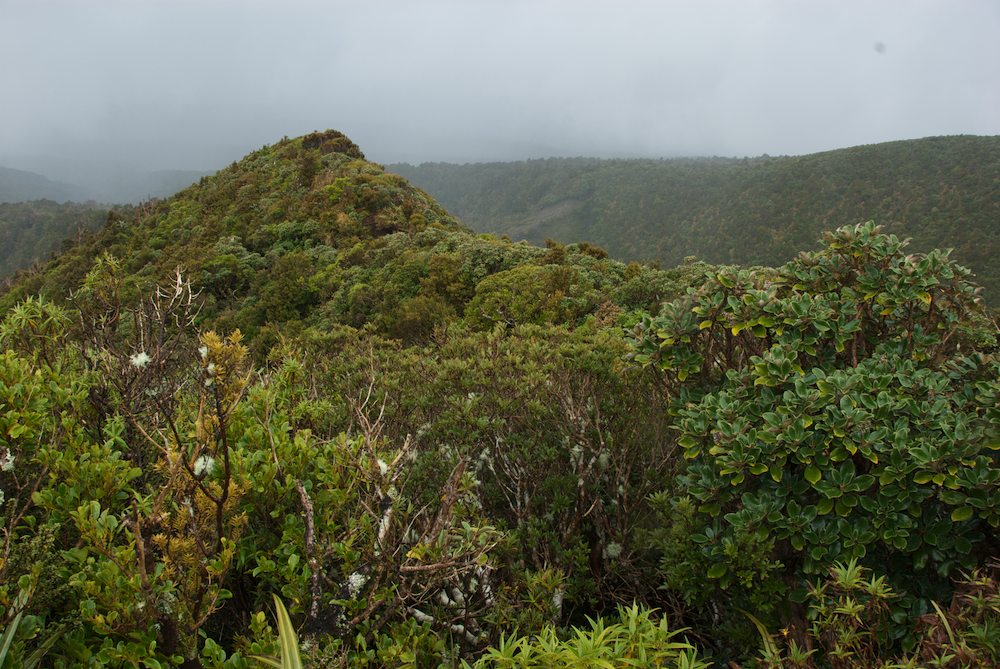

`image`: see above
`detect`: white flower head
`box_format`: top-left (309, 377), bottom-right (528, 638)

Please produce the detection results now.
top-left (597, 452), bottom-right (610, 472)
top-left (603, 542), bottom-right (623, 560)
top-left (160, 590), bottom-right (178, 615)
top-left (0, 450), bottom-right (14, 472)
top-left (377, 458), bottom-right (388, 476)
top-left (193, 455), bottom-right (216, 477)
top-left (347, 572), bottom-right (367, 597)
top-left (206, 362), bottom-right (217, 376)
top-left (198, 345), bottom-right (209, 360)
top-left (130, 351), bottom-right (151, 369)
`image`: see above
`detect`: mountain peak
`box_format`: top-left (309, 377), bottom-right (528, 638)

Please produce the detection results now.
top-left (0, 131), bottom-right (463, 325)
top-left (300, 129), bottom-right (365, 160)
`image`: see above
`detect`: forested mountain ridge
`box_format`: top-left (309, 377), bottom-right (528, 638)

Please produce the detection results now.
top-left (0, 200), bottom-right (107, 278)
top-left (391, 135), bottom-right (1000, 302)
top-left (0, 130), bottom-right (997, 668)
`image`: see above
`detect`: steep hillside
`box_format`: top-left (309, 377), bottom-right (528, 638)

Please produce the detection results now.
top-left (0, 200), bottom-right (107, 278)
top-left (391, 135), bottom-right (1000, 301)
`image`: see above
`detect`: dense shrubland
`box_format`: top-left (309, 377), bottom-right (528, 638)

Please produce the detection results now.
top-left (0, 132), bottom-right (997, 667)
top-left (392, 135), bottom-right (1000, 303)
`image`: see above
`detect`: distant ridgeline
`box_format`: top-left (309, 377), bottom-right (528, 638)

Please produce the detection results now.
top-left (390, 135), bottom-right (1000, 302)
top-left (0, 165), bottom-right (211, 279)
top-left (0, 165), bottom-right (88, 202)
top-left (0, 163), bottom-right (210, 205)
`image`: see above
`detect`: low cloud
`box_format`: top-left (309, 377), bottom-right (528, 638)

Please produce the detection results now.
top-left (1, 0), bottom-right (997, 173)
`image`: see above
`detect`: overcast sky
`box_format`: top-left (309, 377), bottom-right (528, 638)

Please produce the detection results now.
top-left (1, 0), bottom-right (998, 172)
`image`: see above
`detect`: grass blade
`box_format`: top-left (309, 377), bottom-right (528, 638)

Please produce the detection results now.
top-left (0, 611), bottom-right (24, 666)
top-left (273, 594), bottom-right (303, 669)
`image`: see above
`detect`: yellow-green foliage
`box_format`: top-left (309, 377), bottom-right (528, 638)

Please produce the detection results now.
top-left (250, 596), bottom-right (302, 669)
top-left (469, 605), bottom-right (708, 668)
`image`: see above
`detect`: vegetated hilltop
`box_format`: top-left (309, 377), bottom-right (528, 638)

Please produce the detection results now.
top-left (0, 200), bottom-right (108, 278)
top-left (1, 130), bottom-right (997, 668)
top-left (2, 129), bottom-right (688, 349)
top-left (391, 135), bottom-right (1000, 301)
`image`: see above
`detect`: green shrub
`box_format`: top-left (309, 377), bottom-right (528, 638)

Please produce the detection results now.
top-left (630, 222), bottom-right (1000, 653)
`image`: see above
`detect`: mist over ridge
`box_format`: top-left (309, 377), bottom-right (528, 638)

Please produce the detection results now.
top-left (1, 0), bottom-right (998, 178)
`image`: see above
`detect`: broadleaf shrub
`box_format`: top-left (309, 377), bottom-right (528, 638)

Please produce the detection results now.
top-left (629, 222), bottom-right (1000, 652)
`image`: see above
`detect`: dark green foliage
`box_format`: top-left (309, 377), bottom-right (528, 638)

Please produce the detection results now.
top-left (0, 200), bottom-right (106, 278)
top-left (392, 135), bottom-right (1000, 302)
top-left (464, 264), bottom-right (582, 328)
top-left (630, 222), bottom-right (1000, 657)
top-left (289, 320), bottom-right (679, 622)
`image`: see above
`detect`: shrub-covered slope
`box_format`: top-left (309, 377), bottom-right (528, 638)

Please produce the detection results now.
top-left (391, 135), bottom-right (1000, 301)
top-left (0, 131), bottom-right (996, 668)
top-left (0, 130), bottom-right (690, 351)
top-left (0, 129), bottom-right (713, 667)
